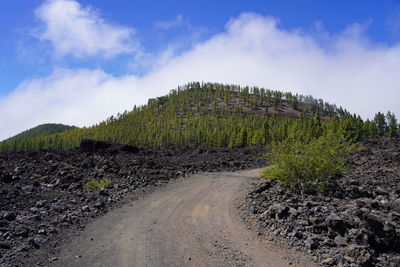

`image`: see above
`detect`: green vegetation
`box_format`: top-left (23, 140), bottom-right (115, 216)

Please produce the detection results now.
top-left (0, 82), bottom-right (397, 152)
top-left (2, 82), bottom-right (397, 195)
top-left (83, 178), bottom-right (112, 190)
top-left (260, 137), bottom-right (355, 193)
top-left (3, 123), bottom-right (76, 143)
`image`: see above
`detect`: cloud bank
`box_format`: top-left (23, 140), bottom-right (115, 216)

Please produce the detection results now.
top-left (35, 0), bottom-right (136, 58)
top-left (2, 10), bottom-right (400, 140)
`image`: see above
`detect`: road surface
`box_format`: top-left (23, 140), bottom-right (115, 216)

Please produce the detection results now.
top-left (54, 169), bottom-right (316, 267)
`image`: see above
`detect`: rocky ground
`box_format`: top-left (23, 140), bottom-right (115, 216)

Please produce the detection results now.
top-left (241, 138), bottom-right (400, 267)
top-left (0, 140), bottom-right (266, 267)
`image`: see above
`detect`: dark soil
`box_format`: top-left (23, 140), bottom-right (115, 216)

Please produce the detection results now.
top-left (241, 138), bottom-right (400, 267)
top-left (0, 140), bottom-right (266, 267)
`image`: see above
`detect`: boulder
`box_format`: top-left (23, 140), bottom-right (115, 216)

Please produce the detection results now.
top-left (1, 172), bottom-right (14, 183)
top-left (345, 244), bottom-right (372, 266)
top-left (79, 139), bottom-right (111, 152)
top-left (2, 211), bottom-right (16, 221)
top-left (263, 203), bottom-right (290, 219)
top-left (0, 242), bottom-right (11, 249)
top-left (327, 213), bottom-right (346, 235)
top-left (306, 237), bottom-right (319, 250)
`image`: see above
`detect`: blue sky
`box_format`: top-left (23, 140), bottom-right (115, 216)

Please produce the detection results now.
top-left (1, 0), bottom-right (399, 94)
top-left (1, 0), bottom-right (400, 139)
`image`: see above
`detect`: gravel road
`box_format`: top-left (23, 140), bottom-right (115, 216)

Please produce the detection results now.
top-left (54, 169), bottom-right (316, 267)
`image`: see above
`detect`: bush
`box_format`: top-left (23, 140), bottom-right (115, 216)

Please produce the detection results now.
top-left (260, 137), bottom-right (354, 193)
top-left (84, 178), bottom-right (112, 190)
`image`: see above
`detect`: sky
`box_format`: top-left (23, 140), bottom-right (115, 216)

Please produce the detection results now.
top-left (1, 0), bottom-right (400, 140)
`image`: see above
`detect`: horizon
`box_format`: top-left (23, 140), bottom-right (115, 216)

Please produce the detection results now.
top-left (1, 0), bottom-right (400, 140)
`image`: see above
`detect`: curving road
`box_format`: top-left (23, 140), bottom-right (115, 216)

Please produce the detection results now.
top-left (54, 169), bottom-right (316, 267)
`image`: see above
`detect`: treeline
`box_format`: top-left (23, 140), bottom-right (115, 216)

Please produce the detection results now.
top-left (4, 123), bottom-right (76, 141)
top-left (0, 82), bottom-right (397, 152)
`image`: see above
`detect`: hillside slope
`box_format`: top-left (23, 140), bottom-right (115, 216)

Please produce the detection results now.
top-left (3, 123), bottom-right (76, 142)
top-left (0, 82), bottom-right (373, 152)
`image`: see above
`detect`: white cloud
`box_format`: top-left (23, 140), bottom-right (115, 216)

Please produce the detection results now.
top-left (2, 13), bottom-right (400, 140)
top-left (35, 0), bottom-right (136, 58)
top-left (0, 69), bottom-right (154, 139)
top-left (155, 15), bottom-right (185, 29)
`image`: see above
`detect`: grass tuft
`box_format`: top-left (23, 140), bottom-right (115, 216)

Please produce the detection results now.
top-left (84, 178), bottom-right (112, 190)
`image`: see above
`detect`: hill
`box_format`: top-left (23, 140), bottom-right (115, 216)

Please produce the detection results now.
top-left (0, 82), bottom-right (378, 152)
top-left (4, 123), bottom-right (77, 142)
top-left (1, 83), bottom-right (399, 267)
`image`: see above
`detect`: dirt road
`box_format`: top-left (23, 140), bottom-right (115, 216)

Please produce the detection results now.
top-left (54, 169), bottom-right (316, 267)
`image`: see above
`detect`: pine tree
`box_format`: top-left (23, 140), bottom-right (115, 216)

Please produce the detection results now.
top-left (374, 112), bottom-right (387, 137)
top-left (236, 127), bottom-right (248, 146)
top-left (386, 111), bottom-right (398, 138)
top-left (0, 82), bottom-right (366, 152)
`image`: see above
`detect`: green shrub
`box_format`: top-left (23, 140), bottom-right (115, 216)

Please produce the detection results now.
top-left (260, 137), bottom-right (354, 193)
top-left (84, 178), bottom-right (112, 190)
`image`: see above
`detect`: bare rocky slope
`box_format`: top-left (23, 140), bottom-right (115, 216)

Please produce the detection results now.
top-left (0, 140), bottom-right (266, 267)
top-left (2, 138), bottom-right (400, 267)
top-left (242, 138), bottom-right (400, 266)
